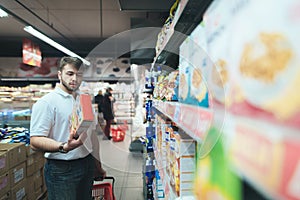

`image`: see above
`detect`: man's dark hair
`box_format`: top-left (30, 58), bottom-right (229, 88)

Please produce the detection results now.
top-left (59, 57), bottom-right (83, 71)
top-left (106, 87), bottom-right (113, 92)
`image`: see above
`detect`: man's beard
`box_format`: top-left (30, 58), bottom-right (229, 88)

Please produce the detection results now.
top-left (61, 79), bottom-right (79, 92)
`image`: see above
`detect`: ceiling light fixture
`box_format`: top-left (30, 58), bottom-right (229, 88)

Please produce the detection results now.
top-left (24, 26), bottom-right (90, 66)
top-left (0, 8), bottom-right (9, 18)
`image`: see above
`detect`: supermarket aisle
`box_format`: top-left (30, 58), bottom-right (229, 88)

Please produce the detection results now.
top-left (94, 127), bottom-right (144, 200)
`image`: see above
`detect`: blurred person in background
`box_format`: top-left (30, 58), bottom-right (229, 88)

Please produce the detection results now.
top-left (94, 89), bottom-right (105, 129)
top-left (102, 87), bottom-right (115, 140)
top-left (94, 89), bottom-right (104, 113)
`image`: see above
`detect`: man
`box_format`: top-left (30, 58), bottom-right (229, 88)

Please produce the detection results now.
top-left (30, 57), bottom-right (106, 200)
top-left (94, 90), bottom-right (105, 127)
top-left (94, 90), bottom-right (104, 113)
top-left (102, 87), bottom-right (115, 140)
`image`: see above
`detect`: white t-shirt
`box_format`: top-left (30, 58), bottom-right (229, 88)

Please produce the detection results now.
top-left (30, 87), bottom-right (93, 160)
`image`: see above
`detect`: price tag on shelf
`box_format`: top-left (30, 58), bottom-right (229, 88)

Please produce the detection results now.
top-left (173, 103), bottom-right (181, 123)
top-left (179, 105), bottom-right (212, 140)
top-left (286, 161), bottom-right (300, 199)
top-left (229, 121), bottom-right (283, 192)
top-left (229, 116), bottom-right (300, 200)
top-left (280, 140), bottom-right (300, 200)
top-left (166, 102), bottom-right (176, 119)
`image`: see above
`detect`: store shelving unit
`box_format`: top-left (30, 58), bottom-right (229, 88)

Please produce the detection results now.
top-left (153, 0), bottom-right (213, 66)
top-left (0, 77), bottom-right (59, 87)
top-left (226, 114), bottom-right (300, 200)
top-left (153, 100), bottom-right (212, 142)
top-left (0, 85), bottom-right (54, 128)
top-left (153, 149), bottom-right (178, 200)
top-left (113, 91), bottom-right (135, 123)
top-left (148, 0), bottom-right (300, 200)
top-left (147, 0), bottom-right (214, 199)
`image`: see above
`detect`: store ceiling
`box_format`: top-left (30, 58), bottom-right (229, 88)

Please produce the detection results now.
top-left (0, 0), bottom-right (173, 61)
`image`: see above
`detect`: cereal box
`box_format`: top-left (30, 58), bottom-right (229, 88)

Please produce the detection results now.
top-left (70, 94), bottom-right (94, 137)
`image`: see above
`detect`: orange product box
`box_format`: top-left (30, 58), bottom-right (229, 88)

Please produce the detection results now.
top-left (70, 94), bottom-right (94, 136)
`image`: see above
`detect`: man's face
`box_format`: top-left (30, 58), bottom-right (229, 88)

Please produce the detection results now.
top-left (58, 64), bottom-right (83, 92)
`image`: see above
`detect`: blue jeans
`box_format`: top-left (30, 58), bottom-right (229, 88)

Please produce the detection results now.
top-left (44, 154), bottom-right (95, 200)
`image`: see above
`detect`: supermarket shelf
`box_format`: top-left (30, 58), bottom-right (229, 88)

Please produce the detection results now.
top-left (233, 167), bottom-right (278, 200)
top-left (153, 100), bottom-right (212, 142)
top-left (153, 0), bottom-right (213, 66)
top-left (226, 114), bottom-right (300, 200)
top-left (153, 149), bottom-right (178, 199)
top-left (0, 77), bottom-right (58, 87)
top-left (153, 144), bottom-right (197, 200)
top-left (153, 100), bottom-right (300, 200)
top-left (113, 99), bottom-right (134, 102)
top-left (0, 77), bottom-right (59, 82)
top-left (0, 76), bottom-right (134, 84)
top-left (0, 120), bottom-right (30, 128)
top-left (83, 76), bottom-right (134, 82)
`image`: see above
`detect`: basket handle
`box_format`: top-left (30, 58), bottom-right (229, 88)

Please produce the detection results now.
top-left (104, 176), bottom-right (115, 195)
top-left (104, 176), bottom-right (115, 184)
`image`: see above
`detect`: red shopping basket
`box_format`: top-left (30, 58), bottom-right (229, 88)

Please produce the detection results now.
top-left (111, 121), bottom-right (128, 142)
top-left (92, 176), bottom-right (115, 200)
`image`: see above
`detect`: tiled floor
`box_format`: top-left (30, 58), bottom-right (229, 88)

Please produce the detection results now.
top-left (94, 127), bottom-right (145, 200)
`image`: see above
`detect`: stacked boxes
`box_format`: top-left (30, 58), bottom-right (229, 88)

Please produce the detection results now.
top-left (173, 131), bottom-right (196, 196)
top-left (0, 157), bottom-right (10, 199)
top-left (26, 147), bottom-right (46, 200)
top-left (0, 143), bottom-right (46, 200)
top-left (153, 170), bottom-right (164, 199)
top-left (154, 116), bottom-right (196, 198)
top-left (0, 143), bottom-right (27, 200)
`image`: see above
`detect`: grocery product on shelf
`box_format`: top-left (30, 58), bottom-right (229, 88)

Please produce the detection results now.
top-left (178, 39), bottom-right (191, 103)
top-left (153, 114), bottom-right (197, 199)
top-left (179, 37), bottom-right (209, 108)
top-left (173, 131), bottom-right (196, 197)
top-left (194, 127), bottom-right (241, 200)
top-left (203, 0), bottom-right (233, 105)
top-left (153, 70), bottom-right (179, 101)
top-left (155, 0), bottom-right (179, 57)
top-left (149, 0), bottom-right (300, 199)
top-left (0, 126), bottom-right (29, 144)
top-left (228, 0), bottom-right (300, 129)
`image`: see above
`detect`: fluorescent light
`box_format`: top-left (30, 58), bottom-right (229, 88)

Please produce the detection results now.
top-left (24, 26), bottom-right (90, 66)
top-left (0, 8), bottom-right (8, 18)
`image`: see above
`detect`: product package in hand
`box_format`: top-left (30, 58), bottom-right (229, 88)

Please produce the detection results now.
top-left (70, 94), bottom-right (94, 138)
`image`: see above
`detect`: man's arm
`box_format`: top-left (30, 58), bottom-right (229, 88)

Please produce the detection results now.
top-left (30, 136), bottom-right (62, 152)
top-left (30, 131), bottom-right (85, 153)
top-left (90, 131), bottom-right (106, 180)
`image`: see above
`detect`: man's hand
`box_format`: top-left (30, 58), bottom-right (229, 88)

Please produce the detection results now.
top-left (94, 160), bottom-right (107, 181)
top-left (64, 131), bottom-right (87, 152)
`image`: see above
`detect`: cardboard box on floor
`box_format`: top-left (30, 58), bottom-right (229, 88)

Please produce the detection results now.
top-left (70, 94), bottom-right (94, 137)
top-left (26, 150), bottom-right (45, 177)
top-left (0, 152), bottom-right (8, 175)
top-left (10, 178), bottom-right (27, 200)
top-left (9, 162), bottom-right (26, 188)
top-left (27, 167), bottom-right (45, 200)
top-left (0, 172), bottom-right (10, 197)
top-left (0, 143), bottom-right (26, 170)
top-left (0, 191), bottom-right (10, 200)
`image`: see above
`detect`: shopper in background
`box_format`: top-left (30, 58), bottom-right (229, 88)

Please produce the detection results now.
top-left (102, 87), bottom-right (115, 140)
top-left (30, 56), bottom-right (106, 200)
top-left (94, 89), bottom-right (105, 128)
top-left (94, 89), bottom-right (104, 113)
